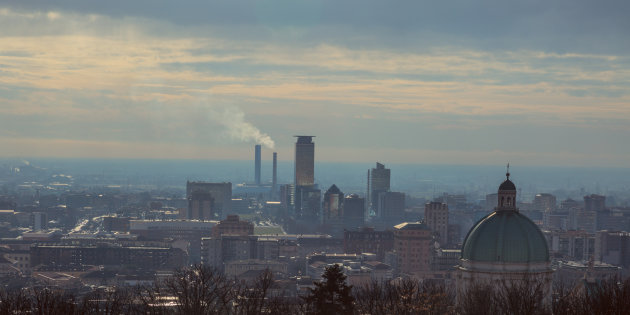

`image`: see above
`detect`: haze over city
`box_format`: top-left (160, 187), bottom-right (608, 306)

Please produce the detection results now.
top-left (2, 1), bottom-right (630, 314)
top-left (1, 1), bottom-right (630, 166)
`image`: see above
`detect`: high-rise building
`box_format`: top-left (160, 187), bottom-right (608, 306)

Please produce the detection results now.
top-left (534, 193), bottom-right (557, 212)
top-left (535, 193), bottom-right (557, 229)
top-left (293, 136), bottom-right (318, 219)
top-left (294, 136), bottom-right (315, 187)
top-left (296, 185), bottom-right (321, 219)
top-left (343, 194), bottom-right (365, 230)
top-left (595, 231), bottom-right (630, 269)
top-left (188, 191), bottom-right (214, 220)
top-left (322, 185), bottom-right (344, 222)
top-left (393, 221), bottom-right (433, 275)
top-left (584, 194), bottom-right (606, 212)
top-left (186, 181), bottom-right (232, 219)
top-left (368, 162), bottom-right (391, 212)
top-left (322, 184), bottom-right (344, 236)
top-left (254, 144), bottom-right (261, 185)
top-left (377, 191), bottom-right (405, 219)
top-left (280, 184), bottom-right (295, 210)
top-left (425, 202), bottom-right (449, 246)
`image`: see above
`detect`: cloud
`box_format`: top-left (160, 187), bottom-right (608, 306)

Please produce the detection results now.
top-left (0, 6), bottom-right (630, 166)
top-left (2, 0), bottom-right (630, 54)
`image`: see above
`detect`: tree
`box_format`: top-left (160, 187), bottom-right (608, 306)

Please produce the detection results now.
top-left (303, 264), bottom-right (354, 315)
top-left (162, 264), bottom-right (234, 315)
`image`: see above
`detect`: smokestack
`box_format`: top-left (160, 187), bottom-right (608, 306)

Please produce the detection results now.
top-left (255, 144), bottom-right (261, 185)
top-left (272, 152), bottom-right (277, 197)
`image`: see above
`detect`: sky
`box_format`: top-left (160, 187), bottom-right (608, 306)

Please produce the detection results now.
top-left (1, 1), bottom-right (629, 167)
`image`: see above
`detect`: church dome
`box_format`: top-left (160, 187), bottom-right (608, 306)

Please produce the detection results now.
top-left (498, 179), bottom-right (516, 191)
top-left (461, 210), bottom-right (549, 263)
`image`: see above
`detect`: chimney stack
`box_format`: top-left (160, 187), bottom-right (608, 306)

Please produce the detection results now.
top-left (255, 144), bottom-right (261, 185)
top-left (272, 152), bottom-right (277, 197)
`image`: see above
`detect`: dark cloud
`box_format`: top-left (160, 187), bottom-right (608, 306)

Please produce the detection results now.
top-left (3, 0), bottom-right (630, 53)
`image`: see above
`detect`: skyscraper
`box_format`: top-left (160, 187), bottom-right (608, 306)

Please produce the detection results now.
top-left (322, 184), bottom-right (344, 236)
top-left (584, 194), bottom-right (606, 212)
top-left (368, 162), bottom-right (391, 213)
top-left (322, 184), bottom-right (344, 222)
top-left (294, 136), bottom-right (319, 219)
top-left (294, 136), bottom-right (315, 187)
top-left (343, 194), bottom-right (365, 231)
top-left (254, 144), bottom-right (261, 185)
top-left (425, 201), bottom-right (449, 246)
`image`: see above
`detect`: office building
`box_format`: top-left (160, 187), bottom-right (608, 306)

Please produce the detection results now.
top-left (322, 185), bottom-right (343, 222)
top-left (293, 136), bottom-right (318, 219)
top-left (30, 244), bottom-right (186, 270)
top-left (344, 227), bottom-right (394, 260)
top-left (211, 215), bottom-right (254, 237)
top-left (186, 181), bottom-right (232, 219)
top-left (584, 194), bottom-right (606, 212)
top-left (393, 221), bottom-right (433, 276)
top-left (296, 185), bottom-right (321, 220)
top-left (544, 229), bottom-right (595, 261)
top-left (188, 190), bottom-right (214, 220)
top-left (595, 231), bottom-right (630, 269)
top-left (294, 136), bottom-right (315, 187)
top-left (129, 220), bottom-right (216, 264)
top-left (368, 163), bottom-right (391, 212)
top-left (425, 202), bottom-right (449, 246)
top-left (343, 194), bottom-right (365, 230)
top-left (534, 193), bottom-right (557, 212)
top-left (377, 191), bottom-right (405, 220)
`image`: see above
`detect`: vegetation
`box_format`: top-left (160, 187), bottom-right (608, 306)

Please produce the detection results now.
top-left (303, 264), bottom-right (354, 314)
top-left (0, 265), bottom-right (629, 315)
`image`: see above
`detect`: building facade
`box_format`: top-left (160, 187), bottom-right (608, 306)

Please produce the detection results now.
top-left (368, 162), bottom-right (391, 213)
top-left (186, 181), bottom-right (232, 219)
top-left (393, 222), bottom-right (433, 276)
top-left (425, 202), bottom-right (449, 246)
top-left (294, 136), bottom-right (315, 187)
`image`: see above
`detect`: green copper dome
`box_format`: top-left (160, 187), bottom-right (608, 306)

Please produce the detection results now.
top-left (461, 211), bottom-right (549, 263)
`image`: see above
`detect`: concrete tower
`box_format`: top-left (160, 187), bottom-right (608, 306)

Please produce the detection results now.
top-left (254, 144), bottom-right (261, 185)
top-left (294, 136), bottom-right (315, 187)
top-left (272, 152), bottom-right (278, 198)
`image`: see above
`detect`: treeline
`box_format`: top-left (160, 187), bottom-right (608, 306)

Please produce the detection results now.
top-left (1, 264), bottom-right (629, 315)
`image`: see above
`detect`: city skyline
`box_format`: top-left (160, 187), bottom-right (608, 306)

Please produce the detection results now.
top-left (0, 2), bottom-right (629, 167)
top-left (2, 2), bottom-right (630, 312)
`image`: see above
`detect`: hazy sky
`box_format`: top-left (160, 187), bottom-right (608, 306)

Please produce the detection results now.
top-left (1, 1), bottom-right (629, 166)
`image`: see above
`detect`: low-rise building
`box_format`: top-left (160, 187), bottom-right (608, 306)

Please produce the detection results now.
top-left (224, 259), bottom-right (288, 278)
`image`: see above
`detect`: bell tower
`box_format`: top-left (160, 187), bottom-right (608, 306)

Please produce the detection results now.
top-left (497, 164), bottom-right (517, 211)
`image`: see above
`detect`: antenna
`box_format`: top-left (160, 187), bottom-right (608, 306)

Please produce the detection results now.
top-left (506, 163), bottom-right (510, 179)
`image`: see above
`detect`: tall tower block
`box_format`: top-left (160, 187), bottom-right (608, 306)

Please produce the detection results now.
top-left (294, 136), bottom-right (315, 187)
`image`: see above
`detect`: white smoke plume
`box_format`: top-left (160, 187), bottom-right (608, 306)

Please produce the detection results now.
top-left (216, 106), bottom-right (275, 149)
